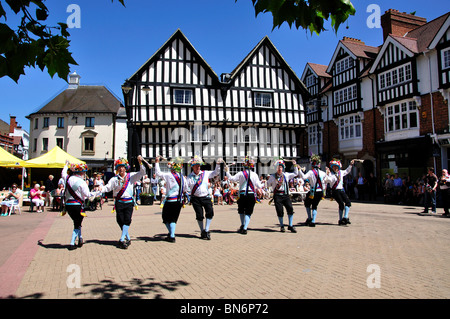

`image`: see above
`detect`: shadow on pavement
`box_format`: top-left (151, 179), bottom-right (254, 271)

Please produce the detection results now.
top-left (77, 277), bottom-right (189, 299)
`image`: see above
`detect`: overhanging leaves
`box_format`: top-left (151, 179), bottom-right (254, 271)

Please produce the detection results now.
top-left (238, 0), bottom-right (355, 34)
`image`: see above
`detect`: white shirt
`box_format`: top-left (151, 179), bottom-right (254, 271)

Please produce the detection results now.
top-left (187, 165), bottom-right (221, 197)
top-left (61, 166), bottom-right (91, 203)
top-left (226, 169), bottom-right (262, 194)
top-left (326, 165), bottom-right (353, 190)
top-left (155, 163), bottom-right (188, 202)
top-left (102, 164), bottom-right (146, 200)
top-left (267, 168), bottom-right (298, 194)
top-left (298, 168), bottom-right (328, 192)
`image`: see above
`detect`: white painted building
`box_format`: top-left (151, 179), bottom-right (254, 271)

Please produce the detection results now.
top-left (27, 72), bottom-right (127, 172)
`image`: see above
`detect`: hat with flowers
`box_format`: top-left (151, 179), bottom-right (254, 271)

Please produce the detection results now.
top-left (114, 158), bottom-right (130, 171)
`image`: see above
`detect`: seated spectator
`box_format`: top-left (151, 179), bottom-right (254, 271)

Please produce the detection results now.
top-left (30, 184), bottom-right (45, 213)
top-left (213, 181), bottom-right (223, 205)
top-left (223, 183), bottom-right (231, 204)
top-left (1, 184), bottom-right (22, 216)
top-left (53, 182), bottom-right (65, 210)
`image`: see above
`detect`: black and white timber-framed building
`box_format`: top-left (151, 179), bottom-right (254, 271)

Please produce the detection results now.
top-left (122, 29), bottom-right (309, 175)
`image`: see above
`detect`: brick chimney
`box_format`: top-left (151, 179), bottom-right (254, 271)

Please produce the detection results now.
top-left (9, 116), bottom-right (17, 134)
top-left (381, 9), bottom-right (427, 41)
top-left (342, 37), bottom-right (365, 45)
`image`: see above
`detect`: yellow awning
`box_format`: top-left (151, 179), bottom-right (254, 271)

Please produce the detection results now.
top-left (0, 147), bottom-right (26, 168)
top-left (24, 146), bottom-right (86, 168)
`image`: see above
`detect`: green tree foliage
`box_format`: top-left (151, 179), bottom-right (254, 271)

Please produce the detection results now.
top-left (0, 0), bottom-right (124, 83)
top-left (241, 0), bottom-right (356, 34)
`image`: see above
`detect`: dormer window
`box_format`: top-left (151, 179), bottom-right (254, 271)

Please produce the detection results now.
top-left (305, 75), bottom-right (316, 87)
top-left (335, 57), bottom-right (354, 74)
top-left (442, 48), bottom-right (450, 70)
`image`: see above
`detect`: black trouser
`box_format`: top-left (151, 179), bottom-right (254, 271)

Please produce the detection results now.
top-left (274, 194), bottom-right (294, 217)
top-left (304, 191), bottom-right (323, 210)
top-left (332, 189), bottom-right (351, 211)
top-left (237, 194), bottom-right (256, 216)
top-left (67, 204), bottom-right (84, 229)
top-left (162, 201), bottom-right (183, 224)
top-left (115, 201), bottom-right (134, 229)
top-left (190, 196), bottom-right (214, 221)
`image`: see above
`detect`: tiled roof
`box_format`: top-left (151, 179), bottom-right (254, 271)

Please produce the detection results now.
top-left (308, 63), bottom-right (331, 78)
top-left (406, 12), bottom-right (450, 52)
top-left (31, 86), bottom-right (123, 116)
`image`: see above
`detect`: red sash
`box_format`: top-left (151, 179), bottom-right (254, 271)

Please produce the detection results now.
top-left (312, 169), bottom-right (323, 191)
top-left (242, 170), bottom-right (255, 195)
top-left (172, 172), bottom-right (184, 202)
top-left (116, 173), bottom-right (131, 200)
top-left (66, 176), bottom-right (85, 214)
top-left (332, 171), bottom-right (341, 190)
top-left (191, 172), bottom-right (204, 196)
top-left (112, 173), bottom-right (131, 213)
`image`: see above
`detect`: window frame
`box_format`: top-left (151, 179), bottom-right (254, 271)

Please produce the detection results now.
top-left (173, 89), bottom-right (193, 105)
top-left (379, 63), bottom-right (412, 90)
top-left (57, 117), bottom-right (64, 129)
top-left (253, 91), bottom-right (273, 108)
top-left (384, 100), bottom-right (418, 133)
top-left (442, 48), bottom-right (450, 70)
top-left (85, 117), bottom-right (95, 128)
top-left (339, 114), bottom-right (362, 141)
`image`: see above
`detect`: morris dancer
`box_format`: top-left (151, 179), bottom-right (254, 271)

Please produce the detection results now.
top-left (155, 156), bottom-right (188, 243)
top-left (102, 156), bottom-right (146, 249)
top-left (226, 156), bottom-right (262, 235)
top-left (326, 159), bottom-right (354, 225)
top-left (267, 157), bottom-right (299, 232)
top-left (187, 155), bottom-right (222, 240)
top-left (61, 161), bottom-right (91, 250)
top-left (298, 154), bottom-right (327, 227)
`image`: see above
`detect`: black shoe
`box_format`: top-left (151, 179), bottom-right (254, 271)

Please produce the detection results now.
top-left (77, 238), bottom-right (84, 248)
top-left (344, 218), bottom-right (351, 224)
top-left (241, 229), bottom-right (247, 235)
top-left (165, 236), bottom-right (176, 243)
top-left (237, 225), bottom-right (244, 234)
top-left (309, 222), bottom-right (316, 227)
top-left (118, 240), bottom-right (128, 249)
top-left (338, 219), bottom-right (346, 226)
top-left (126, 239), bottom-right (131, 246)
top-left (200, 230), bottom-right (208, 239)
top-left (280, 226), bottom-right (286, 232)
top-left (288, 226), bottom-right (297, 233)
top-left (206, 231), bottom-right (211, 240)
top-left (68, 244), bottom-right (77, 251)
top-left (304, 218), bottom-right (312, 226)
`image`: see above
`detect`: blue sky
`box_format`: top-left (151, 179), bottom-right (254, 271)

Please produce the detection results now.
top-left (0, 0), bottom-right (448, 131)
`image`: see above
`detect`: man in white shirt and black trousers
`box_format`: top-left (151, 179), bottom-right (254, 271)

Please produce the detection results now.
top-left (325, 159), bottom-right (354, 225)
top-left (155, 156), bottom-right (188, 243)
top-left (187, 155), bottom-right (222, 240)
top-left (267, 158), bottom-right (299, 233)
top-left (226, 156), bottom-right (262, 235)
top-left (102, 156), bottom-right (146, 249)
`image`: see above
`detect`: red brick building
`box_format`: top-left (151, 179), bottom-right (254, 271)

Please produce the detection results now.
top-left (301, 9), bottom-right (450, 186)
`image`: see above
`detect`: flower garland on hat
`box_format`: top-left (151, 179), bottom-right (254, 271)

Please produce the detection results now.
top-left (70, 163), bottom-right (88, 173)
top-left (189, 155), bottom-right (205, 167)
top-left (329, 159), bottom-right (342, 170)
top-left (273, 157), bottom-right (286, 169)
top-left (310, 154), bottom-right (321, 168)
top-left (114, 158), bottom-right (130, 171)
top-left (168, 157), bottom-right (184, 173)
top-left (243, 155), bottom-right (255, 169)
